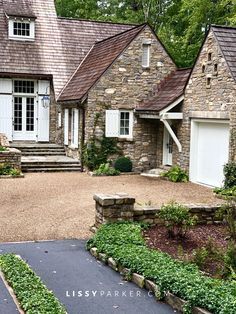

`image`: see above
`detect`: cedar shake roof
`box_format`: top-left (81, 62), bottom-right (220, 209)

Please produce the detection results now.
top-left (212, 25), bottom-right (236, 81)
top-left (4, 0), bottom-right (36, 18)
top-left (137, 68), bottom-right (191, 112)
top-left (0, 0), bottom-right (133, 98)
top-left (58, 24), bottom-right (146, 102)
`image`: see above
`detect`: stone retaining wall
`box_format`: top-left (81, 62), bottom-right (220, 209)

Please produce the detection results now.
top-left (0, 148), bottom-right (21, 170)
top-left (93, 193), bottom-right (223, 229)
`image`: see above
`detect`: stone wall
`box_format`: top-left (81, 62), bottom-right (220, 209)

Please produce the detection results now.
top-left (93, 193), bottom-right (223, 229)
top-left (85, 25), bottom-right (176, 172)
top-left (180, 29), bottom-right (236, 170)
top-left (0, 148), bottom-right (21, 170)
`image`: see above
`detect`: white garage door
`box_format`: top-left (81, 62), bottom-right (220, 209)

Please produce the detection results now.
top-left (190, 120), bottom-right (230, 187)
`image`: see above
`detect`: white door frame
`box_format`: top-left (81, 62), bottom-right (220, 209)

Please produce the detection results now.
top-left (162, 124), bottom-right (173, 166)
top-left (189, 119), bottom-right (230, 186)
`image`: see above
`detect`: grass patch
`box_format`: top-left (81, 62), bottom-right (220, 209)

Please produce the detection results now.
top-left (87, 222), bottom-right (236, 314)
top-left (0, 254), bottom-right (66, 314)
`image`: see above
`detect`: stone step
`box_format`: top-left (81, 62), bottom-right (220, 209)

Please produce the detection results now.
top-left (22, 151), bottom-right (66, 156)
top-left (141, 168), bottom-right (166, 178)
top-left (11, 143), bottom-right (63, 149)
top-left (22, 167), bottom-right (82, 173)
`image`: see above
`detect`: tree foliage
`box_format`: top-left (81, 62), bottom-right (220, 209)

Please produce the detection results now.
top-left (55, 0), bottom-right (236, 67)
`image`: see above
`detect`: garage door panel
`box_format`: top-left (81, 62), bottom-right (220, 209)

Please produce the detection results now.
top-left (190, 121), bottom-right (229, 187)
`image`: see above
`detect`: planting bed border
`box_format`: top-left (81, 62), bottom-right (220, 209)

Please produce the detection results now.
top-left (88, 247), bottom-right (211, 314)
top-left (0, 174), bottom-right (24, 179)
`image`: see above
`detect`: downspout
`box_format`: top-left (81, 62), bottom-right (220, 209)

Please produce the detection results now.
top-left (160, 117), bottom-right (182, 153)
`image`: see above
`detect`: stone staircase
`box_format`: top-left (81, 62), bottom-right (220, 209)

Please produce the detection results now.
top-left (11, 142), bottom-right (81, 172)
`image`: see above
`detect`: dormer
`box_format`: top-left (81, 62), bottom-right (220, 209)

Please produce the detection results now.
top-left (4, 1), bottom-right (37, 41)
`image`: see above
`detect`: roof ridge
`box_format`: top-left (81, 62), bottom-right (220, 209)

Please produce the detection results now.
top-left (94, 23), bottom-right (147, 45)
top-left (211, 24), bottom-right (236, 30)
top-left (57, 16), bottom-right (138, 26)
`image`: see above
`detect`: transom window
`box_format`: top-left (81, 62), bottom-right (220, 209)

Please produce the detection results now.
top-left (14, 80), bottom-right (35, 94)
top-left (13, 21), bottom-right (30, 37)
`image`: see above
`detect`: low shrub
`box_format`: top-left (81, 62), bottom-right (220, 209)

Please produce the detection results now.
top-left (223, 162), bottom-right (236, 189)
top-left (161, 165), bottom-right (189, 182)
top-left (0, 254), bottom-right (66, 314)
top-left (87, 222), bottom-right (236, 314)
top-left (114, 157), bottom-right (132, 172)
top-left (224, 242), bottom-right (236, 280)
top-left (158, 202), bottom-right (197, 238)
top-left (0, 145), bottom-right (7, 152)
top-left (93, 163), bottom-right (120, 176)
top-left (216, 198), bottom-right (236, 240)
top-left (214, 186), bottom-right (236, 198)
top-left (0, 163), bottom-right (21, 176)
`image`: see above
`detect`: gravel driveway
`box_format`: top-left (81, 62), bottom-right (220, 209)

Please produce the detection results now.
top-left (0, 173), bottom-right (220, 242)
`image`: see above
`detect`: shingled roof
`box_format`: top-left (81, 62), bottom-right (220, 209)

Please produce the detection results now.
top-left (212, 25), bottom-right (236, 81)
top-left (0, 0), bottom-right (134, 98)
top-left (58, 24), bottom-right (146, 102)
top-left (136, 68), bottom-right (191, 113)
top-left (3, 0), bottom-right (36, 18)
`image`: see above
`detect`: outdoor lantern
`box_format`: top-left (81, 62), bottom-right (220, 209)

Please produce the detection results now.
top-left (41, 95), bottom-right (50, 108)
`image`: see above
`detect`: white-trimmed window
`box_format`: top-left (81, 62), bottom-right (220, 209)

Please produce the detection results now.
top-left (105, 110), bottom-right (133, 139)
top-left (8, 18), bottom-right (35, 40)
top-left (142, 44), bottom-right (150, 68)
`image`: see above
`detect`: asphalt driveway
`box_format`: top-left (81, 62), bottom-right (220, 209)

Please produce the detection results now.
top-left (0, 172), bottom-right (219, 242)
top-left (0, 240), bottom-right (176, 314)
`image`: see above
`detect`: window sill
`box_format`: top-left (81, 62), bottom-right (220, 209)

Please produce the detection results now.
top-left (69, 145), bottom-right (79, 150)
top-left (118, 137), bottom-right (134, 142)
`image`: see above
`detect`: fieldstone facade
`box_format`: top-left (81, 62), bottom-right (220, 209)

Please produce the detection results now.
top-left (84, 25), bottom-right (176, 171)
top-left (179, 29), bottom-right (236, 170)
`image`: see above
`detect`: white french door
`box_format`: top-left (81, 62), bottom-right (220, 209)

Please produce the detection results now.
top-left (13, 96), bottom-right (36, 141)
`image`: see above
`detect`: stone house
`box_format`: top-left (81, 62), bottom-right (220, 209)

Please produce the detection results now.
top-left (0, 0), bottom-right (235, 187)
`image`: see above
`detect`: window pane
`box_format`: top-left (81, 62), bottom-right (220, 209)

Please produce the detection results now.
top-left (14, 80), bottom-right (35, 94)
top-left (13, 21), bottom-right (31, 37)
top-left (120, 111), bottom-right (130, 136)
top-left (14, 97), bottom-right (22, 131)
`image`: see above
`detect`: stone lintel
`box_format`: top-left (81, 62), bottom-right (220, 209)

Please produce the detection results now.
top-left (189, 111), bottom-right (229, 120)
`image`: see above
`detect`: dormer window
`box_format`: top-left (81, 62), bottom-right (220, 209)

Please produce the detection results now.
top-left (8, 18), bottom-right (35, 40)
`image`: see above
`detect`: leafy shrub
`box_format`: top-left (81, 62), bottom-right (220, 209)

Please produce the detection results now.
top-left (83, 136), bottom-right (119, 171)
top-left (0, 163), bottom-right (21, 176)
top-left (114, 157), bottom-right (132, 172)
top-left (224, 242), bottom-right (236, 280)
top-left (161, 165), bottom-right (189, 182)
top-left (214, 186), bottom-right (236, 198)
top-left (87, 222), bottom-right (236, 314)
top-left (158, 202), bottom-right (198, 238)
top-left (93, 163), bottom-right (120, 176)
top-left (0, 145), bottom-right (7, 152)
top-left (192, 247), bottom-right (209, 268)
top-left (0, 254), bottom-right (66, 314)
top-left (216, 198), bottom-right (236, 240)
top-left (223, 162), bottom-right (236, 189)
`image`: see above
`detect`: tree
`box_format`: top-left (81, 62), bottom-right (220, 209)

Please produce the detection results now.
top-left (55, 0), bottom-right (236, 67)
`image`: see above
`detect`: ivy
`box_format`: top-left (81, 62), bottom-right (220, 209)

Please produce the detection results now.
top-left (87, 222), bottom-right (236, 313)
top-left (0, 254), bottom-right (66, 314)
top-left (82, 111), bottom-right (121, 171)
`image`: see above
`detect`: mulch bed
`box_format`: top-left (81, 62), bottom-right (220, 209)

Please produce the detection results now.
top-left (144, 224), bottom-right (230, 278)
